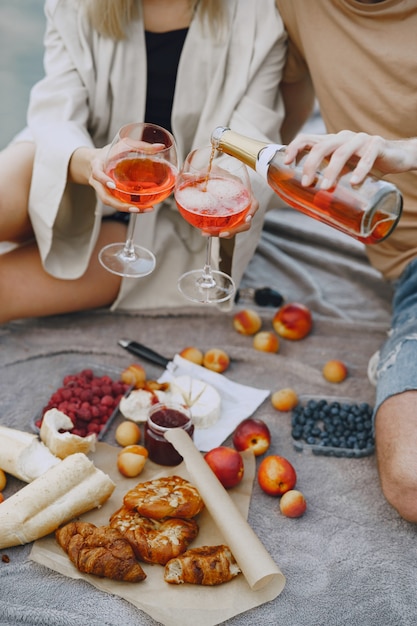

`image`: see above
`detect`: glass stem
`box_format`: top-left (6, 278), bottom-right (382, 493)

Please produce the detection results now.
top-left (201, 236), bottom-right (216, 288)
top-left (122, 214), bottom-right (138, 260)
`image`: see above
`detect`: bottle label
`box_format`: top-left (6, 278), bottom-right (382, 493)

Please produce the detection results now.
top-left (255, 144), bottom-right (284, 180)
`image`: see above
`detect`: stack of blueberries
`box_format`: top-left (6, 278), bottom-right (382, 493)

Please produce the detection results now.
top-left (291, 397), bottom-right (375, 457)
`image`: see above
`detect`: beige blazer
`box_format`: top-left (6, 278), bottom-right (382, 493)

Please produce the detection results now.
top-left (16, 0), bottom-right (286, 310)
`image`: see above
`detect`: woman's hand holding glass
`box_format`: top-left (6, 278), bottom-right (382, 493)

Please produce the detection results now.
top-left (96, 122), bottom-right (178, 278)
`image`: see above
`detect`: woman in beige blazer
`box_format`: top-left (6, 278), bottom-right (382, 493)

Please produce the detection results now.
top-left (0, 0), bottom-right (286, 322)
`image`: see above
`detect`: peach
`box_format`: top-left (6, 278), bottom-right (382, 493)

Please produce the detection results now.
top-left (253, 331), bottom-right (279, 353)
top-left (0, 469), bottom-right (6, 492)
top-left (203, 348), bottom-right (230, 373)
top-left (232, 418), bottom-right (271, 456)
top-left (117, 451), bottom-right (147, 477)
top-left (258, 454), bottom-right (297, 496)
top-left (121, 363), bottom-right (147, 388)
top-left (233, 309), bottom-right (262, 336)
top-left (204, 446), bottom-right (244, 489)
top-left (179, 346), bottom-right (204, 365)
top-left (0, 493), bottom-right (4, 504)
top-left (118, 444), bottom-right (148, 458)
top-left (322, 359), bottom-right (348, 383)
top-left (279, 489), bottom-right (307, 518)
top-left (271, 388), bottom-right (299, 412)
top-left (115, 421), bottom-right (141, 447)
top-left (272, 302), bottom-right (313, 340)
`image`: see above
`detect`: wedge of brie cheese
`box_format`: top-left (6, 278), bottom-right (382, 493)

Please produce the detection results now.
top-left (170, 375), bottom-right (221, 429)
top-left (119, 376), bottom-right (221, 429)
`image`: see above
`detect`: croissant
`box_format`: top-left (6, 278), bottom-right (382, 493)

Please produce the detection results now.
top-left (55, 521), bottom-right (146, 583)
top-left (164, 544), bottom-right (241, 585)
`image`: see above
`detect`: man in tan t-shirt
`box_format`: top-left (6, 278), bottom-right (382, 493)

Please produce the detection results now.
top-left (276, 0), bottom-right (417, 522)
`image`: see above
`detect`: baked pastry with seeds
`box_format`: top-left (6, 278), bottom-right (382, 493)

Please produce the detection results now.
top-left (123, 475), bottom-right (204, 519)
top-left (109, 505), bottom-right (199, 565)
top-left (164, 544), bottom-right (241, 585)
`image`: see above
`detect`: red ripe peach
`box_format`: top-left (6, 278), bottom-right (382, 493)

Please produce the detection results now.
top-left (179, 346), bottom-right (204, 365)
top-left (204, 446), bottom-right (244, 489)
top-left (279, 489), bottom-right (307, 518)
top-left (203, 348), bottom-right (230, 373)
top-left (232, 418), bottom-right (271, 456)
top-left (121, 363), bottom-right (147, 388)
top-left (272, 302), bottom-right (313, 340)
top-left (271, 388), bottom-right (299, 412)
top-left (322, 359), bottom-right (348, 383)
top-left (258, 454), bottom-right (297, 496)
top-left (115, 421), bottom-right (141, 447)
top-left (253, 331), bottom-right (279, 353)
top-left (233, 309), bottom-right (262, 336)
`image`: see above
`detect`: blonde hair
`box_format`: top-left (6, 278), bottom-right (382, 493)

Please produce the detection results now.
top-left (82, 0), bottom-right (224, 40)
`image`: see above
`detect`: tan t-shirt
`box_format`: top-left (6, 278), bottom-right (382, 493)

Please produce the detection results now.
top-left (276, 0), bottom-right (417, 281)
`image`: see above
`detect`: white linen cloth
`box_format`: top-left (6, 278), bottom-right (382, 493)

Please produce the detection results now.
top-left (159, 354), bottom-right (270, 451)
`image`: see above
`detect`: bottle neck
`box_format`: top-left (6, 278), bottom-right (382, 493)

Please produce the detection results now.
top-left (210, 127), bottom-right (265, 169)
top-left (211, 127), bottom-right (284, 176)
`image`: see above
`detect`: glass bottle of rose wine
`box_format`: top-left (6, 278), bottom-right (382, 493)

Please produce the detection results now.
top-left (211, 127), bottom-right (402, 244)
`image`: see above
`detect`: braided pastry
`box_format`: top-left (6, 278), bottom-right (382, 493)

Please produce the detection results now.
top-left (109, 506), bottom-right (199, 565)
top-left (123, 475), bottom-right (204, 519)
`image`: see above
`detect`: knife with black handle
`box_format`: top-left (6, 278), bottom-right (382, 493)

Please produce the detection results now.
top-left (118, 339), bottom-right (170, 368)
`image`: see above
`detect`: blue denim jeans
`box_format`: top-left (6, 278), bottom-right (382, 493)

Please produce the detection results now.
top-left (374, 257), bottom-right (417, 413)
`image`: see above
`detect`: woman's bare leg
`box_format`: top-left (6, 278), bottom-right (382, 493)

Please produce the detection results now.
top-left (0, 141), bottom-right (35, 242)
top-left (0, 220), bottom-right (126, 324)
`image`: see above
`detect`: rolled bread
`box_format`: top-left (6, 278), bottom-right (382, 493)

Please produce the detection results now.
top-left (0, 452), bottom-right (115, 549)
top-left (40, 408), bottom-right (96, 459)
top-left (0, 425), bottom-right (60, 482)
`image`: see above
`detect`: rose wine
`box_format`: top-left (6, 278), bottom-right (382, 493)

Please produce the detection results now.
top-left (106, 156), bottom-right (177, 209)
top-left (175, 175), bottom-right (251, 235)
top-left (267, 160), bottom-right (399, 245)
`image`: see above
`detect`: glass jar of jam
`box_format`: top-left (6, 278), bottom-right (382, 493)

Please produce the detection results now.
top-left (145, 403), bottom-right (194, 466)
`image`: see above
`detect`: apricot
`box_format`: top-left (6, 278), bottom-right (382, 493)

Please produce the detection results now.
top-left (118, 444), bottom-right (148, 458)
top-left (0, 469), bottom-right (6, 492)
top-left (179, 346), bottom-right (204, 365)
top-left (121, 363), bottom-right (147, 388)
top-left (272, 302), bottom-right (312, 340)
top-left (233, 309), bottom-right (262, 336)
top-left (0, 493), bottom-right (4, 504)
top-left (115, 421), bottom-right (141, 447)
top-left (203, 348), bottom-right (230, 373)
top-left (117, 451), bottom-right (147, 477)
top-left (279, 489), bottom-right (307, 518)
top-left (271, 388), bottom-right (299, 412)
top-left (253, 331), bottom-right (279, 353)
top-left (322, 359), bottom-right (348, 383)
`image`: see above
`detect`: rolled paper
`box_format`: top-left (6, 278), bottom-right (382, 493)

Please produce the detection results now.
top-left (164, 428), bottom-right (285, 592)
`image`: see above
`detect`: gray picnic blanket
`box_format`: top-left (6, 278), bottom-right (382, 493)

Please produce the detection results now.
top-left (1, 205), bottom-right (416, 626)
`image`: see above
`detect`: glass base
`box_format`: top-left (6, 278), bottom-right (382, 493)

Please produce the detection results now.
top-left (178, 268), bottom-right (235, 304)
top-left (99, 243), bottom-right (156, 278)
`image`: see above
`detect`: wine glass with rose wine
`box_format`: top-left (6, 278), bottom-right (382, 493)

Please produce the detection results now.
top-left (98, 122), bottom-right (178, 277)
top-left (174, 145), bottom-right (252, 303)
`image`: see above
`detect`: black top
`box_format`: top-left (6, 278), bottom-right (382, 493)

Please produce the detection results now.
top-left (144, 28), bottom-right (188, 133)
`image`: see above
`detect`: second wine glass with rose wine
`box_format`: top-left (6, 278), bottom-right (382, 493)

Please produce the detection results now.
top-left (174, 145), bottom-right (252, 304)
top-left (99, 122), bottom-right (178, 277)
